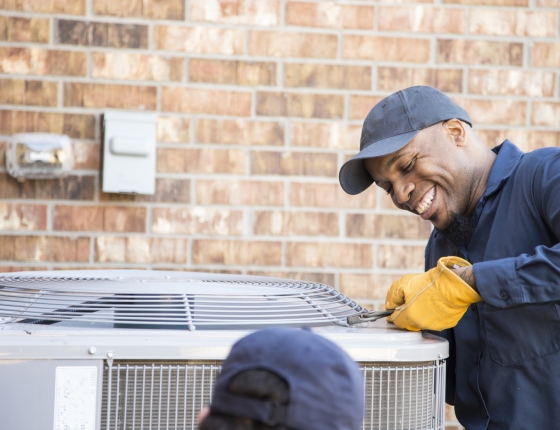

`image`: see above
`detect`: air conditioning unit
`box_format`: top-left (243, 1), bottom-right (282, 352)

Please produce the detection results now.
top-left (0, 270), bottom-right (448, 430)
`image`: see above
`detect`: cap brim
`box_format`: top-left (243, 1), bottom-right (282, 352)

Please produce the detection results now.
top-left (339, 130), bottom-right (418, 195)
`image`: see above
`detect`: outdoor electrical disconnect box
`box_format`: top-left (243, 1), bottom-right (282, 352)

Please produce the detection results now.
top-left (102, 111), bottom-right (157, 195)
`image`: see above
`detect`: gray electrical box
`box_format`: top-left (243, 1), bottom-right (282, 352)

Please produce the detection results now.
top-left (102, 111), bottom-right (157, 195)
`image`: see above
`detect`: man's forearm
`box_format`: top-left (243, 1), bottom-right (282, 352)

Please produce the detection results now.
top-left (452, 266), bottom-right (478, 292)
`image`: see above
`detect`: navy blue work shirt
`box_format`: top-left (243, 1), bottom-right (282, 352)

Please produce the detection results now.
top-left (426, 140), bottom-right (560, 429)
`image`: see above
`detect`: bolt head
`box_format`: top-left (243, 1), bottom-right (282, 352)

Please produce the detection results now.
top-left (107, 351), bottom-right (114, 358)
top-left (88, 347), bottom-right (97, 355)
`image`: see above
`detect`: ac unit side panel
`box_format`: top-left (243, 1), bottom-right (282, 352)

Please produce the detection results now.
top-left (0, 359), bottom-right (103, 430)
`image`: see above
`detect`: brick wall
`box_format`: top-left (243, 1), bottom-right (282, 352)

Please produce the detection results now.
top-left (1, 1), bottom-right (559, 425)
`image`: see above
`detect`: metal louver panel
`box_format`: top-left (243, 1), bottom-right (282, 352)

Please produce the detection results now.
top-left (101, 360), bottom-right (446, 430)
top-left (0, 274), bottom-right (363, 329)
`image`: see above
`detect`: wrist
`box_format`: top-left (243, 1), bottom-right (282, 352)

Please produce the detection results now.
top-left (452, 266), bottom-right (478, 292)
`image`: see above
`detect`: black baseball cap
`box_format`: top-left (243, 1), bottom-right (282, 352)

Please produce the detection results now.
top-left (209, 327), bottom-right (364, 430)
top-left (339, 86), bottom-right (471, 195)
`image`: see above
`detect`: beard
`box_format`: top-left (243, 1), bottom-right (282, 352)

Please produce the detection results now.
top-left (435, 211), bottom-right (476, 248)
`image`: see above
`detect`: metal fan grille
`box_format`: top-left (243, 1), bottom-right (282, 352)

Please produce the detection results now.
top-left (0, 275), bottom-right (363, 328)
top-left (101, 360), bottom-right (446, 430)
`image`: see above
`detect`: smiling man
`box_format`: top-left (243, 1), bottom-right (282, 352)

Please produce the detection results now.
top-left (339, 86), bottom-right (560, 429)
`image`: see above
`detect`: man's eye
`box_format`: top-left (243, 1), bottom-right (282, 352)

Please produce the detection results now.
top-left (404, 159), bottom-right (415, 172)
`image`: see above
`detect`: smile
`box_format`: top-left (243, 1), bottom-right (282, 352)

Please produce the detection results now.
top-left (415, 187), bottom-right (435, 215)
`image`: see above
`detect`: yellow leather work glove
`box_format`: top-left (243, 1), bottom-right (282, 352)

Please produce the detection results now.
top-left (386, 256), bottom-right (482, 332)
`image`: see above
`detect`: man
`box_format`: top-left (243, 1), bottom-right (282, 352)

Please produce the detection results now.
top-left (339, 85), bottom-right (560, 429)
top-left (198, 327), bottom-right (364, 430)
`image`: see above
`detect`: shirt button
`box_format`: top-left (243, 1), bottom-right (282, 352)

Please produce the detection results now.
top-left (471, 304), bottom-right (477, 312)
top-left (500, 291), bottom-right (509, 300)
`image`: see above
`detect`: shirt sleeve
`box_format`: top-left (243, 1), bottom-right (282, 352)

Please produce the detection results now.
top-left (474, 152), bottom-right (560, 308)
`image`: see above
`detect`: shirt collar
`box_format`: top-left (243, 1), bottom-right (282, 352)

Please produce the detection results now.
top-left (482, 139), bottom-right (524, 200)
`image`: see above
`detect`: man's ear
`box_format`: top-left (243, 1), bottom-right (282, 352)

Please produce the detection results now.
top-left (444, 119), bottom-right (467, 147)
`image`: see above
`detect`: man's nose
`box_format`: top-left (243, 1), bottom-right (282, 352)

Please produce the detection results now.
top-left (393, 182), bottom-right (414, 206)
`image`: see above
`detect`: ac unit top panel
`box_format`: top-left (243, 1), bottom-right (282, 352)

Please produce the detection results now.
top-left (0, 320), bottom-right (448, 362)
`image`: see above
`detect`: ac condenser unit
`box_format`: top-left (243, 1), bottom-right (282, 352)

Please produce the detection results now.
top-left (0, 270), bottom-right (448, 430)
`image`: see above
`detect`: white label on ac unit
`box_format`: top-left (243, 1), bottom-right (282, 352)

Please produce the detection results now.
top-left (53, 366), bottom-right (97, 430)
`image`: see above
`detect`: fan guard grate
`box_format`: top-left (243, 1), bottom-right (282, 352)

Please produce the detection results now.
top-left (0, 273), bottom-right (364, 330)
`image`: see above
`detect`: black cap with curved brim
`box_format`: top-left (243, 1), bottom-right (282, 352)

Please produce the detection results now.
top-left (339, 86), bottom-right (472, 195)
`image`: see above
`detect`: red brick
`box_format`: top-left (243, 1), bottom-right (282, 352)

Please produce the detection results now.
top-left (350, 95), bottom-right (384, 120)
top-left (469, 70), bottom-right (555, 97)
top-left (291, 182), bottom-right (376, 209)
top-left (339, 273), bottom-right (401, 299)
top-left (197, 180), bottom-right (284, 206)
top-left (193, 240), bottom-right (282, 265)
top-left (0, 79), bottom-right (58, 106)
top-left (0, 236), bottom-right (90, 262)
top-left (154, 25), bottom-right (245, 55)
top-left (287, 242), bottom-right (372, 268)
top-left (0, 0), bottom-right (85, 14)
top-left (344, 35), bottom-right (430, 62)
top-left (0, 47), bottom-right (86, 76)
top-left (284, 63), bottom-right (371, 90)
top-left (197, 119), bottom-right (284, 146)
top-left (469, 9), bottom-right (557, 37)
top-left (56, 19), bottom-right (148, 48)
top-left (100, 178), bottom-right (190, 203)
top-left (157, 116), bottom-right (190, 143)
top-left (378, 67), bottom-right (463, 93)
top-left (254, 211), bottom-right (339, 236)
top-left (0, 204), bottom-right (47, 231)
top-left (0, 173), bottom-right (95, 200)
top-left (157, 148), bottom-right (246, 174)
top-left (95, 236), bottom-right (187, 263)
top-left (92, 52), bottom-right (183, 81)
top-left (443, 0), bottom-right (527, 4)
top-left (475, 129), bottom-right (560, 153)
top-left (347, 213), bottom-right (432, 239)
top-left (379, 6), bottom-right (466, 33)
top-left (291, 122), bottom-right (360, 150)
top-left (93, 0), bottom-right (183, 19)
top-left (438, 39), bottom-right (523, 66)
top-left (162, 87), bottom-right (252, 116)
top-left (72, 143), bottom-right (100, 170)
top-left (189, 59), bottom-right (276, 86)
top-left (378, 244), bottom-right (425, 270)
top-left (286, 2), bottom-right (374, 29)
top-left (537, 0), bottom-right (560, 5)
top-left (152, 208), bottom-right (243, 235)
top-left (532, 42), bottom-right (560, 68)
top-left (257, 91), bottom-right (344, 119)
top-left (0, 16), bottom-right (49, 43)
top-left (54, 205), bottom-right (146, 232)
top-left (249, 31), bottom-right (338, 58)
top-left (0, 110), bottom-right (95, 139)
top-left (455, 98), bottom-right (527, 126)
top-left (0, 265), bottom-right (49, 272)
top-left (64, 82), bottom-right (157, 110)
top-left (532, 102), bottom-right (560, 127)
top-left (191, 0), bottom-right (280, 25)
top-left (251, 151), bottom-right (337, 177)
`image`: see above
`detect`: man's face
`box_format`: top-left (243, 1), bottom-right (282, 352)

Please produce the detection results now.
top-left (364, 121), bottom-right (472, 231)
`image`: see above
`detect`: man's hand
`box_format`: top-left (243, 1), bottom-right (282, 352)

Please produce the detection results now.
top-left (386, 256), bottom-right (482, 331)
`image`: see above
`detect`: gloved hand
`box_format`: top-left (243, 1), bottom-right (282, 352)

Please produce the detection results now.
top-left (386, 256), bottom-right (482, 331)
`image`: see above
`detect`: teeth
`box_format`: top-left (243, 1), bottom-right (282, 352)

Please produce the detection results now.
top-left (415, 188), bottom-right (435, 215)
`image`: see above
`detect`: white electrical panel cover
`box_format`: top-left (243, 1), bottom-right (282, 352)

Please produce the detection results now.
top-left (102, 111), bottom-right (157, 195)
